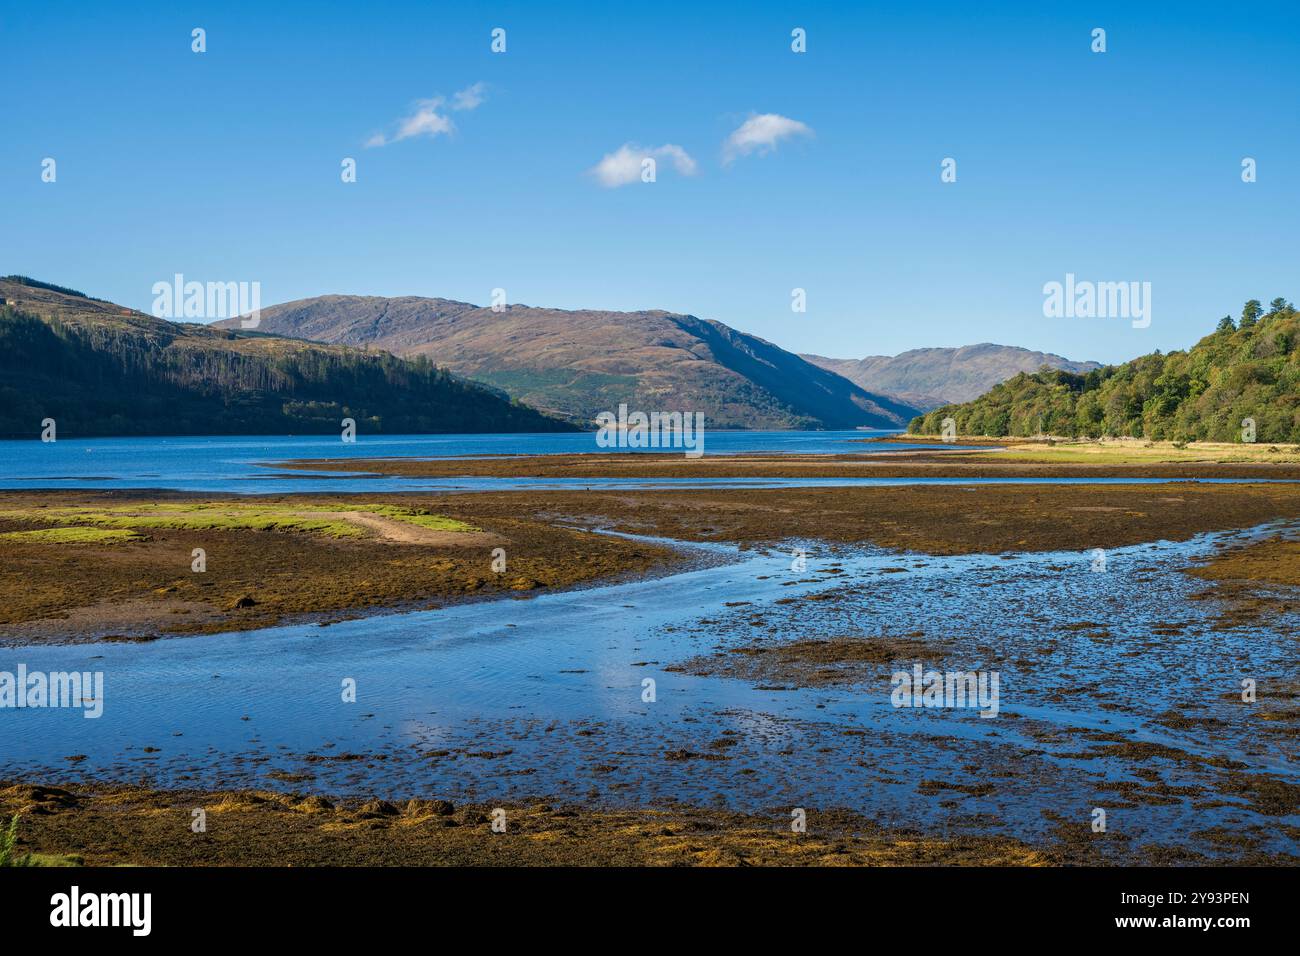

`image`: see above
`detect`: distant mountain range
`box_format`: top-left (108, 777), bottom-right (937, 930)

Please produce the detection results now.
top-left (0, 277), bottom-right (571, 437)
top-left (802, 345), bottom-right (1101, 410)
top-left (217, 295), bottom-right (922, 429)
top-left (2, 275), bottom-right (1113, 437)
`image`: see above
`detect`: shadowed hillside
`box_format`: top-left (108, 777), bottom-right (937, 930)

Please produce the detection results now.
top-left (0, 277), bottom-right (573, 438)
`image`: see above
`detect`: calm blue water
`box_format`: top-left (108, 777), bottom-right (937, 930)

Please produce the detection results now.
top-left (0, 432), bottom-right (1291, 494)
top-left (0, 430), bottom-right (910, 493)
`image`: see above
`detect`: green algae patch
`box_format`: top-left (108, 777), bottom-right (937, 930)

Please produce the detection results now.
top-left (0, 504), bottom-right (360, 538)
top-left (359, 506), bottom-right (479, 533)
top-left (0, 527), bottom-right (144, 544)
top-left (0, 502), bottom-right (477, 539)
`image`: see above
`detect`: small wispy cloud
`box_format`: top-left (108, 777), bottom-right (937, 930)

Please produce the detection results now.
top-left (365, 83), bottom-right (489, 148)
top-left (450, 82), bottom-right (487, 111)
top-left (722, 113), bottom-right (813, 164)
top-left (589, 143), bottom-right (698, 187)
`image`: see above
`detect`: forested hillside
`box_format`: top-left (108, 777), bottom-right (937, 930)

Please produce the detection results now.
top-left (909, 299), bottom-right (1300, 443)
top-left (0, 278), bottom-right (572, 437)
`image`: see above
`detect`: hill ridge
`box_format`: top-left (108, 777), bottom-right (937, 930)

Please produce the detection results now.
top-left (0, 278), bottom-right (573, 438)
top-left (801, 344), bottom-right (1100, 410)
top-left (217, 294), bottom-right (922, 429)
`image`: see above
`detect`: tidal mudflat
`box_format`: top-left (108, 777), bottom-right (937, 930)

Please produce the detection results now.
top-left (5, 482), bottom-right (1300, 640)
top-left (2, 471), bottom-right (1298, 865)
top-left (0, 491), bottom-right (680, 642)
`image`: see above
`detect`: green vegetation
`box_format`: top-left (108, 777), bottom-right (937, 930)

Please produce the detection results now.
top-left (355, 505), bottom-right (478, 532)
top-left (0, 526), bottom-right (144, 544)
top-left (0, 815), bottom-right (32, 867)
top-left (910, 299), bottom-right (1300, 442)
top-left (948, 439), bottom-right (1300, 465)
top-left (0, 504), bottom-right (366, 538)
top-left (0, 278), bottom-right (576, 437)
top-left (0, 502), bottom-right (479, 541)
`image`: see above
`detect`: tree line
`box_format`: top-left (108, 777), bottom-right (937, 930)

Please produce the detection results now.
top-left (0, 305), bottom-right (573, 437)
top-left (910, 299), bottom-right (1300, 443)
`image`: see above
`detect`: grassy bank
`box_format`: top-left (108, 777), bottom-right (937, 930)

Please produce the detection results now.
top-left (276, 445), bottom-right (1300, 480)
top-left (891, 435), bottom-right (1300, 462)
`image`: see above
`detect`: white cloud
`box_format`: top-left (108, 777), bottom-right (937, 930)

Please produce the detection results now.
top-left (451, 82), bottom-right (487, 112)
top-left (366, 84), bottom-right (487, 148)
top-left (589, 143), bottom-right (698, 187)
top-left (722, 113), bottom-right (813, 164)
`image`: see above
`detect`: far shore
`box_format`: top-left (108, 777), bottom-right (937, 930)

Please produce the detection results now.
top-left (274, 437), bottom-right (1300, 480)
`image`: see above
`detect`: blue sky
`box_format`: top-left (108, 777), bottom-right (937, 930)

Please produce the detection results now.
top-left (2, 0), bottom-right (1296, 365)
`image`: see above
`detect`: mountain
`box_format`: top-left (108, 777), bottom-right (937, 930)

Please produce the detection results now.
top-left (215, 296), bottom-right (922, 429)
top-left (909, 299), bottom-right (1300, 442)
top-left (801, 344), bottom-right (1101, 410)
top-left (0, 276), bottom-right (572, 437)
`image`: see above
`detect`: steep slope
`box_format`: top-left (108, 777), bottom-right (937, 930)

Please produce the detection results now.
top-left (0, 277), bottom-right (572, 437)
top-left (802, 344), bottom-right (1100, 410)
top-left (217, 296), bottom-right (921, 429)
top-left (909, 300), bottom-right (1300, 442)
